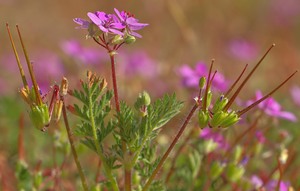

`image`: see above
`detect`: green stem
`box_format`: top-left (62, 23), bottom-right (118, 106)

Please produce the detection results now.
top-left (142, 104), bottom-right (198, 191)
top-left (87, 89), bottom-right (119, 191)
top-left (61, 97), bottom-right (88, 191)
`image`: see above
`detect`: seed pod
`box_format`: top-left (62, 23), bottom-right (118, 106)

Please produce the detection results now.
top-left (198, 110), bottom-right (209, 128)
top-left (203, 91), bottom-right (213, 110)
top-left (212, 95), bottom-right (228, 113)
top-left (210, 111), bottom-right (226, 128)
top-left (29, 103), bottom-right (50, 131)
top-left (219, 111), bottom-right (240, 128)
top-left (226, 163), bottom-right (245, 182)
top-left (199, 77), bottom-right (206, 89)
top-left (210, 161), bottom-right (225, 180)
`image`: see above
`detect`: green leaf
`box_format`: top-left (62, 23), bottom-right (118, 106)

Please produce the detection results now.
top-left (148, 93), bottom-right (183, 130)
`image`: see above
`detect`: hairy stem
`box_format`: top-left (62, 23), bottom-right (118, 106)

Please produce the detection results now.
top-left (87, 88), bottom-right (119, 191)
top-left (142, 104), bottom-right (198, 191)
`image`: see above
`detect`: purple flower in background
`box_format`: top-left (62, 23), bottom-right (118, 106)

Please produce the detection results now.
top-left (228, 39), bottom-right (258, 61)
top-left (269, 0), bottom-right (300, 26)
top-left (2, 51), bottom-right (64, 93)
top-left (290, 85), bottom-right (300, 107)
top-left (73, 18), bottom-right (90, 29)
top-left (251, 175), bottom-right (263, 189)
top-left (118, 50), bottom-right (157, 78)
top-left (114, 8), bottom-right (149, 38)
top-left (200, 128), bottom-right (228, 149)
top-left (246, 91), bottom-right (297, 122)
top-left (255, 131), bottom-right (266, 143)
top-left (61, 40), bottom-right (106, 65)
top-left (178, 62), bottom-right (228, 92)
top-left (87, 11), bottom-right (124, 35)
top-left (251, 176), bottom-right (290, 190)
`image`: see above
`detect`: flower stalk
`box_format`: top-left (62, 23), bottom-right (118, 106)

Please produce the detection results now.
top-left (142, 104), bottom-right (198, 191)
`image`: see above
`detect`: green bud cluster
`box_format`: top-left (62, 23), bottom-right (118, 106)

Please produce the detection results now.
top-left (198, 94), bottom-right (240, 129)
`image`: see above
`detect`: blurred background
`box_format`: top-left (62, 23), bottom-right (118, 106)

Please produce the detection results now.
top-left (0, 0), bottom-right (300, 189)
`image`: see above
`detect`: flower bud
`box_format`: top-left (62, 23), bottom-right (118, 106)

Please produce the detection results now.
top-left (112, 34), bottom-right (124, 45)
top-left (212, 95), bottom-right (228, 113)
top-left (226, 163), bottom-right (245, 182)
top-left (33, 171), bottom-right (43, 188)
top-left (135, 91), bottom-right (151, 117)
top-left (210, 161), bottom-right (225, 180)
top-left (219, 111), bottom-right (240, 128)
top-left (29, 103), bottom-right (50, 131)
top-left (210, 111), bottom-right (226, 127)
top-left (232, 145), bottom-right (243, 164)
top-left (124, 35), bottom-right (136, 44)
top-left (199, 77), bottom-right (206, 89)
top-left (203, 91), bottom-right (212, 110)
top-left (198, 110), bottom-right (209, 128)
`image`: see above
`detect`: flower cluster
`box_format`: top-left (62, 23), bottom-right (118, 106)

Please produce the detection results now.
top-left (74, 8), bottom-right (148, 45)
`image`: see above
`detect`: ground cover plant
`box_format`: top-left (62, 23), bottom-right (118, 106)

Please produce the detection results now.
top-left (0, 2), bottom-right (300, 191)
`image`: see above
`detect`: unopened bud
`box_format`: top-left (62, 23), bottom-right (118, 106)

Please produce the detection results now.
top-left (210, 111), bottom-right (226, 128)
top-left (199, 77), bottom-right (206, 89)
top-left (198, 110), bottom-right (209, 128)
top-left (124, 35), bottom-right (136, 44)
top-left (210, 161), bottom-right (225, 180)
top-left (212, 95), bottom-right (228, 113)
top-left (226, 163), bottom-right (245, 182)
top-left (219, 111), bottom-right (240, 128)
top-left (232, 145), bottom-right (243, 164)
top-left (112, 35), bottom-right (124, 44)
top-left (203, 91), bottom-right (212, 110)
top-left (29, 103), bottom-right (50, 131)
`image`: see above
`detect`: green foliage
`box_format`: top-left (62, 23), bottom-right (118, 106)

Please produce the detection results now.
top-left (69, 75), bottom-right (115, 154)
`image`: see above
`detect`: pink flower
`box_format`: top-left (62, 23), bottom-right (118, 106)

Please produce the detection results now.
top-left (246, 91), bottom-right (297, 122)
top-left (290, 85), bottom-right (300, 107)
top-left (178, 62), bottom-right (228, 92)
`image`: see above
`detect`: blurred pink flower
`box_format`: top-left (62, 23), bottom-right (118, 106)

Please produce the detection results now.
top-left (246, 91), bottom-right (297, 122)
top-left (2, 50), bottom-right (64, 93)
top-left (228, 39), bottom-right (258, 61)
top-left (61, 40), bottom-right (106, 65)
top-left (269, 0), bottom-right (300, 26)
top-left (178, 62), bottom-right (228, 91)
top-left (255, 131), bottom-right (266, 143)
top-left (290, 85), bottom-right (300, 107)
top-left (118, 50), bottom-right (157, 78)
top-left (199, 128), bottom-right (228, 149)
top-left (251, 176), bottom-right (290, 190)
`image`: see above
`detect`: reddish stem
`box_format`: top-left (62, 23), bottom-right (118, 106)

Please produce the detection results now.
top-left (142, 104), bottom-right (198, 191)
